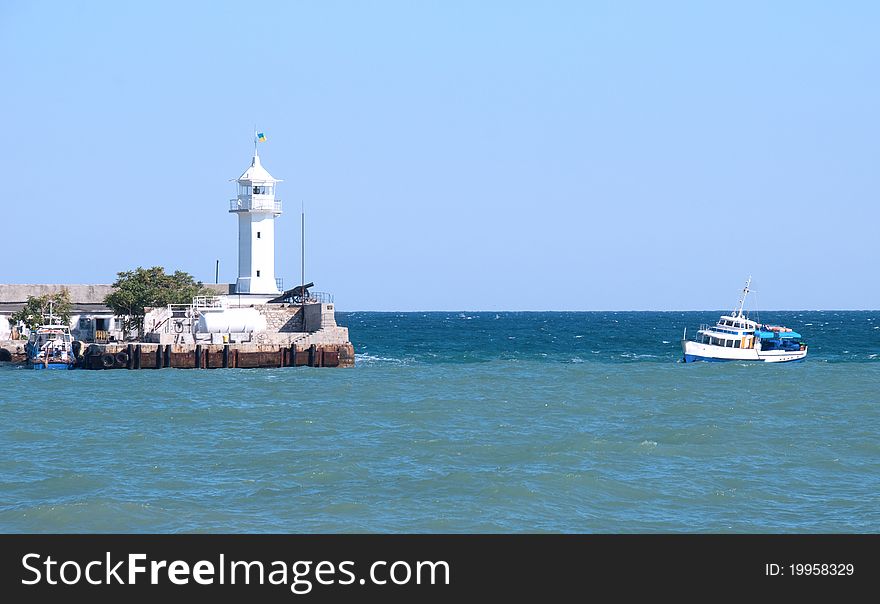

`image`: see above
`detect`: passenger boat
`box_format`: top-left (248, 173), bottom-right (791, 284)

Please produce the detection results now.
top-left (24, 304), bottom-right (76, 370)
top-left (681, 278), bottom-right (808, 363)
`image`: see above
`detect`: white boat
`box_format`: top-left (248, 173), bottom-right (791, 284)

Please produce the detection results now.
top-left (25, 324), bottom-right (75, 369)
top-left (24, 301), bottom-right (76, 370)
top-left (681, 278), bottom-right (808, 363)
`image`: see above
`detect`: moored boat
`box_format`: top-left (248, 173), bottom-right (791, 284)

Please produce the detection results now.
top-left (24, 302), bottom-right (76, 370)
top-left (681, 278), bottom-right (808, 363)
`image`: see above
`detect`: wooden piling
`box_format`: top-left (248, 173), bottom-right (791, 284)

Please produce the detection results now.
top-left (295, 348), bottom-right (309, 366)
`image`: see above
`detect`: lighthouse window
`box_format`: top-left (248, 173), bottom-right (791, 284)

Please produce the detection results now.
top-left (256, 270), bottom-right (261, 277)
top-left (257, 231), bottom-right (261, 239)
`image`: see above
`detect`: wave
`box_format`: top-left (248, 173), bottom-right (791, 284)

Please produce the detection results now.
top-left (354, 353), bottom-right (414, 366)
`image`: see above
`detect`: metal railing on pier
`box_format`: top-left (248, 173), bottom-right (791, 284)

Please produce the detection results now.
top-left (307, 292), bottom-right (334, 304)
top-left (192, 296), bottom-right (226, 309)
top-left (276, 290), bottom-right (334, 305)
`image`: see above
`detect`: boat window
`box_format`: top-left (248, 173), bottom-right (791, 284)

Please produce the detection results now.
top-left (734, 340), bottom-right (741, 348)
top-left (726, 340), bottom-right (733, 347)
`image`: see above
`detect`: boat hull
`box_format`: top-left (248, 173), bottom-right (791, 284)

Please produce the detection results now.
top-left (682, 340), bottom-right (807, 363)
top-left (29, 361), bottom-right (75, 370)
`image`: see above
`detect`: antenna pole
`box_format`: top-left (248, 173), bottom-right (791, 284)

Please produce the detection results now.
top-left (736, 276), bottom-right (752, 318)
top-left (215, 260), bottom-right (219, 284)
top-left (301, 204), bottom-right (306, 331)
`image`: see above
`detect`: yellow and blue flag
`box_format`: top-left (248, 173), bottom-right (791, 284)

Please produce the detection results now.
top-left (257, 131), bottom-right (267, 143)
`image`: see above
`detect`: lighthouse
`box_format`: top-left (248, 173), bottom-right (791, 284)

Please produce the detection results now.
top-left (229, 147), bottom-right (282, 294)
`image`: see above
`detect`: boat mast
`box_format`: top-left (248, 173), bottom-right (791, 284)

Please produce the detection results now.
top-left (734, 276), bottom-right (751, 319)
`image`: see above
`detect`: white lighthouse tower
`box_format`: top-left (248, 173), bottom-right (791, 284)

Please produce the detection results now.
top-left (230, 147), bottom-right (282, 294)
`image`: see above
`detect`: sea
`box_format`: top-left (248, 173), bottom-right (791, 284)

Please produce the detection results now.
top-left (1, 311), bottom-right (877, 533)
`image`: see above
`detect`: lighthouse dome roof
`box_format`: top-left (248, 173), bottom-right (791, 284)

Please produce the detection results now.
top-left (237, 152), bottom-right (280, 183)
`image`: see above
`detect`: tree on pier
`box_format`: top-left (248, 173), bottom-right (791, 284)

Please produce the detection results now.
top-left (10, 287), bottom-right (72, 331)
top-left (104, 267), bottom-right (211, 338)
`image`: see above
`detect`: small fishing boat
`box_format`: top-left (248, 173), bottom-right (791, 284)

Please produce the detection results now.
top-left (24, 303), bottom-right (76, 370)
top-left (681, 278), bottom-right (808, 363)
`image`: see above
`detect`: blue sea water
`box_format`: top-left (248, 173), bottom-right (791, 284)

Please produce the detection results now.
top-left (0, 311), bottom-right (878, 533)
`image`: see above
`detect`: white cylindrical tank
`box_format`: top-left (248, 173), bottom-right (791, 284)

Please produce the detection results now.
top-left (196, 308), bottom-right (267, 333)
top-left (0, 315), bottom-right (10, 339)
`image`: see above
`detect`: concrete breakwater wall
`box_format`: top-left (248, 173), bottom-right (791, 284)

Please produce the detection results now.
top-left (0, 341), bottom-right (355, 368)
top-left (82, 342), bottom-right (355, 369)
top-left (0, 341), bottom-right (25, 363)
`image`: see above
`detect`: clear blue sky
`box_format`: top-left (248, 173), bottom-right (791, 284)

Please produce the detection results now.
top-left (1, 1), bottom-right (877, 310)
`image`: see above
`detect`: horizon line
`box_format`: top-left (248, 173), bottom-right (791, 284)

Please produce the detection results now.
top-left (334, 308), bottom-right (880, 313)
